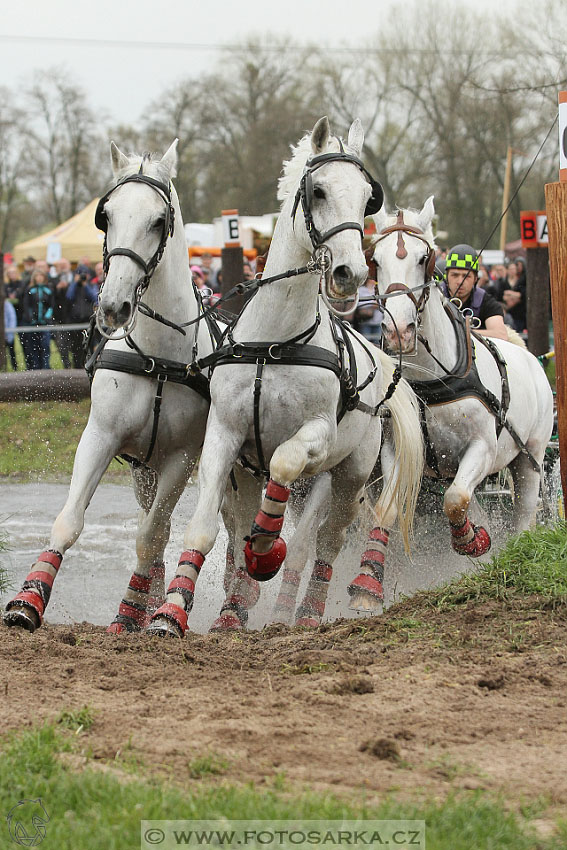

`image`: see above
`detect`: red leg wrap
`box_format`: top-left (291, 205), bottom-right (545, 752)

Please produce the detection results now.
top-left (244, 536), bottom-right (286, 582)
top-left (295, 617), bottom-right (320, 628)
top-left (5, 550), bottom-right (62, 624)
top-left (210, 610), bottom-right (243, 631)
top-left (348, 573), bottom-right (384, 602)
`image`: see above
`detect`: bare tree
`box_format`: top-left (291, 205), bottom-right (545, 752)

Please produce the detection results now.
top-left (25, 67), bottom-right (104, 226)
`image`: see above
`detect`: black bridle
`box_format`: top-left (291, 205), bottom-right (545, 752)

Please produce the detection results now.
top-left (291, 150), bottom-right (384, 249)
top-left (95, 171), bottom-right (175, 300)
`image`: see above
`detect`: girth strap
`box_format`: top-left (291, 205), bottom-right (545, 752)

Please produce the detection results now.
top-left (92, 348), bottom-right (210, 402)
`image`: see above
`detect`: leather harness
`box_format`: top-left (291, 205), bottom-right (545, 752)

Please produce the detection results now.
top-left (409, 302), bottom-right (539, 475)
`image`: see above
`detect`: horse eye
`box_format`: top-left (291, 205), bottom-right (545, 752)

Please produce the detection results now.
top-left (152, 216), bottom-right (165, 231)
top-left (419, 254), bottom-right (427, 265)
top-left (313, 186), bottom-right (326, 200)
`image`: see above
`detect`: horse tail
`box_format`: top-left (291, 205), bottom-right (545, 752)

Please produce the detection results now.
top-left (506, 327), bottom-right (527, 348)
top-left (375, 349), bottom-right (424, 552)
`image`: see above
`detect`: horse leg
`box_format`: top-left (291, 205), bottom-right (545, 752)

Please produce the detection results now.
top-left (509, 452), bottom-right (542, 532)
top-left (107, 451), bottom-right (193, 634)
top-left (146, 414), bottom-right (243, 638)
top-left (244, 420), bottom-right (333, 583)
top-left (445, 447), bottom-right (492, 557)
top-left (273, 472), bottom-right (331, 625)
top-left (210, 471), bottom-right (263, 631)
top-left (296, 460), bottom-right (368, 627)
top-left (3, 422), bottom-right (117, 632)
top-left (348, 436), bottom-right (398, 614)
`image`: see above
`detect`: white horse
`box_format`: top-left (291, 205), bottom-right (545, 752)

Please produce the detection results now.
top-left (3, 141), bottom-right (214, 633)
top-left (147, 117), bottom-right (424, 637)
top-left (370, 197), bottom-right (554, 562)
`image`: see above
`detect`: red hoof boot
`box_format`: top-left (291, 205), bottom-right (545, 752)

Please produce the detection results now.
top-left (452, 525), bottom-right (491, 557)
top-left (106, 622), bottom-right (127, 635)
top-left (244, 537), bottom-right (286, 582)
top-left (347, 574), bottom-right (384, 602)
top-left (210, 611), bottom-right (243, 631)
top-left (146, 602), bottom-right (188, 638)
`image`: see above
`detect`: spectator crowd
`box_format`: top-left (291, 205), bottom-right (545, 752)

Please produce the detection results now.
top-left (3, 255), bottom-right (103, 370)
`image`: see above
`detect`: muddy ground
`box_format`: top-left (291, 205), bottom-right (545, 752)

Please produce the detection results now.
top-left (2, 592), bottom-right (566, 813)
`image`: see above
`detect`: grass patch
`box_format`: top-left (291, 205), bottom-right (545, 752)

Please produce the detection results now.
top-left (188, 752), bottom-right (230, 779)
top-left (57, 705), bottom-right (97, 734)
top-left (0, 722), bottom-right (566, 849)
top-left (0, 400), bottom-right (128, 480)
top-left (280, 661), bottom-right (330, 675)
top-left (424, 524), bottom-right (567, 610)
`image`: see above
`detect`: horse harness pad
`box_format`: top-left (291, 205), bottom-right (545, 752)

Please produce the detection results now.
top-left (409, 307), bottom-right (539, 475)
top-left (193, 312), bottom-right (388, 478)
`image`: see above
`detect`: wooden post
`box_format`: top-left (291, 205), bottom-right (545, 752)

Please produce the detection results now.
top-left (500, 146), bottom-right (513, 252)
top-left (526, 246), bottom-right (550, 356)
top-left (545, 91), bottom-right (567, 506)
top-left (220, 209), bottom-right (245, 315)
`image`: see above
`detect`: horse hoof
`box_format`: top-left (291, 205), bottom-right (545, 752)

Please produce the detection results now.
top-left (145, 617), bottom-right (183, 638)
top-left (210, 611), bottom-right (243, 631)
top-left (295, 617), bottom-right (320, 628)
top-left (3, 604), bottom-right (40, 633)
top-left (244, 537), bottom-right (286, 582)
top-left (348, 591), bottom-right (384, 614)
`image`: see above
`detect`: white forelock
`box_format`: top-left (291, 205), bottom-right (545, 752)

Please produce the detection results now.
top-left (112, 152), bottom-right (171, 186)
top-left (374, 206), bottom-right (436, 246)
top-left (276, 132), bottom-right (357, 205)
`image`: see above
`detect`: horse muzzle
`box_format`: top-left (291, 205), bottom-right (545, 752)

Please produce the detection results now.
top-left (328, 261), bottom-right (368, 299)
top-left (99, 297), bottom-right (134, 329)
top-left (383, 321), bottom-right (417, 354)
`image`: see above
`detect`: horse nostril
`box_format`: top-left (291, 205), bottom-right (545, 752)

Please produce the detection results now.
top-left (333, 265), bottom-right (352, 286)
top-left (118, 301), bottom-right (132, 323)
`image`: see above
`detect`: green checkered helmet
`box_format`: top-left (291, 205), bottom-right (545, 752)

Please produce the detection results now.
top-left (445, 244), bottom-right (479, 273)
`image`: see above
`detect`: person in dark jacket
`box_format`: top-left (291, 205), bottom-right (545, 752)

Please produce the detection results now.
top-left (22, 269), bottom-right (54, 369)
top-left (66, 270), bottom-right (98, 368)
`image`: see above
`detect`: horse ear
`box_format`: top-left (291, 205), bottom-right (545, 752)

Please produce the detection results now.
top-left (373, 205), bottom-right (389, 235)
top-left (417, 195), bottom-right (435, 232)
top-left (311, 117), bottom-right (330, 155)
top-left (347, 118), bottom-right (364, 157)
top-left (160, 139), bottom-right (179, 178)
top-left (110, 141), bottom-right (130, 176)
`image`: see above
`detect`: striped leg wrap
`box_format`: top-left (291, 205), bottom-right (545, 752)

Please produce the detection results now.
top-left (6, 550), bottom-right (63, 623)
top-left (222, 546), bottom-right (236, 594)
top-left (149, 550), bottom-right (204, 636)
top-left (273, 568), bottom-right (302, 622)
top-left (451, 519), bottom-right (491, 557)
top-left (249, 479), bottom-right (290, 546)
top-left (296, 559), bottom-right (332, 627)
top-left (348, 527), bottom-right (389, 602)
top-left (212, 565), bottom-right (260, 630)
top-left (107, 562), bottom-right (166, 634)
top-left (147, 561), bottom-right (166, 615)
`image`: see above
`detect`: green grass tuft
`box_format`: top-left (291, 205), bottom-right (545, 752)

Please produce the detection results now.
top-left (425, 524), bottom-right (567, 609)
top-left (57, 705), bottom-right (97, 734)
top-left (0, 723), bottom-right (565, 849)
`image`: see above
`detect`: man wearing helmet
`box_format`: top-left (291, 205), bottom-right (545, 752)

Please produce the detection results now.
top-left (442, 244), bottom-right (508, 341)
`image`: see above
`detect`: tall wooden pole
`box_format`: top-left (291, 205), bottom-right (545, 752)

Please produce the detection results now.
top-left (500, 146), bottom-right (514, 252)
top-left (544, 91), bottom-right (567, 508)
top-left (526, 246), bottom-right (550, 356)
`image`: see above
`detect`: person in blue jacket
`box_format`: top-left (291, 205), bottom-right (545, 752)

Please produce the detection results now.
top-left (22, 269), bottom-right (54, 369)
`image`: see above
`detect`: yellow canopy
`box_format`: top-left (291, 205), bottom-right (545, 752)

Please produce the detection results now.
top-left (13, 199), bottom-right (104, 265)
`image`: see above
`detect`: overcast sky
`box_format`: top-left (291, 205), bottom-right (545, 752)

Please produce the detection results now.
top-left (2, 0), bottom-right (513, 126)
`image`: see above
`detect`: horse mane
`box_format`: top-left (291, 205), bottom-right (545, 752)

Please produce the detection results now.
top-left (277, 133), bottom-right (355, 205)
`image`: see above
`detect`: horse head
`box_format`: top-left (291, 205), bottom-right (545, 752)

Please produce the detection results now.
top-left (96, 140), bottom-right (179, 330)
top-left (281, 117), bottom-right (382, 302)
top-left (372, 196), bottom-right (436, 353)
